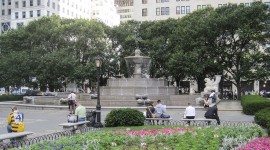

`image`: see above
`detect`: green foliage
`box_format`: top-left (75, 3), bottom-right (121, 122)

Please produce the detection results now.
top-left (0, 95), bottom-right (23, 101)
top-left (104, 108), bottom-right (145, 127)
top-left (17, 125), bottom-right (267, 150)
top-left (255, 107), bottom-right (270, 134)
top-left (241, 95), bottom-right (270, 115)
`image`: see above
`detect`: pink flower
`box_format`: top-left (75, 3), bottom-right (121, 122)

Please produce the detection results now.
top-left (237, 137), bottom-right (270, 150)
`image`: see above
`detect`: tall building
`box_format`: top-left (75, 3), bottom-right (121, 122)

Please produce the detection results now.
top-left (115, 0), bottom-right (133, 22)
top-left (91, 0), bottom-right (120, 27)
top-left (116, 0), bottom-right (270, 22)
top-left (0, 0), bottom-right (120, 34)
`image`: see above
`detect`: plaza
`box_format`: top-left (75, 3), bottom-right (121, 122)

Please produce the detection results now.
top-left (0, 100), bottom-right (254, 138)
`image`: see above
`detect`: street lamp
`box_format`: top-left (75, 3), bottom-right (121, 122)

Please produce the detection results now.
top-left (94, 56), bottom-right (103, 128)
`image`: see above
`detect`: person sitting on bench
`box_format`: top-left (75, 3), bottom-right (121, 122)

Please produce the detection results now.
top-left (7, 106), bottom-right (25, 133)
top-left (75, 101), bottom-right (86, 122)
top-left (183, 103), bottom-right (196, 126)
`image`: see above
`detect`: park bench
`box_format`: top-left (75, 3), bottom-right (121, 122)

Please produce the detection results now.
top-left (180, 118), bottom-right (216, 126)
top-left (145, 118), bottom-right (173, 125)
top-left (58, 121), bottom-right (90, 133)
top-left (0, 131), bottom-right (33, 144)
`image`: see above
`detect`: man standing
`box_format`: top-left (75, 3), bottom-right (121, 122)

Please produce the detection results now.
top-left (68, 91), bottom-right (77, 114)
top-left (7, 106), bottom-right (25, 133)
top-left (209, 90), bottom-right (216, 103)
top-left (204, 105), bottom-right (220, 125)
top-left (75, 101), bottom-right (86, 122)
top-left (183, 103), bottom-right (196, 126)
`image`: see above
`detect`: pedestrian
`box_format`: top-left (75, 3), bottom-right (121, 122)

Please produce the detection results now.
top-left (68, 91), bottom-right (77, 114)
top-left (75, 101), bottom-right (86, 122)
top-left (204, 105), bottom-right (220, 125)
top-left (183, 103), bottom-right (195, 126)
top-left (7, 106), bottom-right (25, 133)
top-left (146, 101), bottom-right (156, 125)
top-left (203, 95), bottom-right (210, 109)
top-left (209, 90), bottom-right (216, 103)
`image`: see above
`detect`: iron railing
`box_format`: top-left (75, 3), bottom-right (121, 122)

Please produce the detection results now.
top-left (0, 127), bottom-right (99, 150)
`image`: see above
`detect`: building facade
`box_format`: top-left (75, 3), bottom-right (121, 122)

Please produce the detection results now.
top-left (0, 0), bottom-right (120, 34)
top-left (116, 0), bottom-right (270, 22)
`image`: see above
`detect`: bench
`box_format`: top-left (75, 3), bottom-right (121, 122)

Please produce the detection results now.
top-left (0, 131), bottom-right (33, 143)
top-left (180, 118), bottom-right (216, 126)
top-left (145, 118), bottom-right (173, 125)
top-left (58, 121), bottom-right (90, 133)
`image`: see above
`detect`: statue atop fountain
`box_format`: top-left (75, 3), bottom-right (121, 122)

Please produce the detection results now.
top-left (124, 49), bottom-right (151, 78)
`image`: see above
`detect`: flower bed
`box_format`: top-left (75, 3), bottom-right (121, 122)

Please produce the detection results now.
top-left (236, 137), bottom-right (270, 150)
top-left (17, 124), bottom-right (267, 150)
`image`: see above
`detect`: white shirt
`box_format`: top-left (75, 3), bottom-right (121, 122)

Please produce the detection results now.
top-left (184, 106), bottom-right (195, 118)
top-left (209, 92), bottom-right (215, 97)
top-left (68, 93), bottom-right (77, 101)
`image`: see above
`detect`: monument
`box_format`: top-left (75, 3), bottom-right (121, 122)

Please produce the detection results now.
top-left (98, 48), bottom-right (178, 106)
top-left (196, 75), bottom-right (222, 105)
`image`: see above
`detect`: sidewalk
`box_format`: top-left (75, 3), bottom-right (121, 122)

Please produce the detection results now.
top-left (0, 100), bottom-right (254, 138)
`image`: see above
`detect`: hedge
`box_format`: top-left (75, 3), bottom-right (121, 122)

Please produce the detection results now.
top-left (241, 95), bottom-right (270, 115)
top-left (0, 95), bottom-right (24, 101)
top-left (255, 107), bottom-right (270, 134)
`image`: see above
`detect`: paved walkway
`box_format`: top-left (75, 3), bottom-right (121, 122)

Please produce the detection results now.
top-left (0, 100), bottom-right (254, 138)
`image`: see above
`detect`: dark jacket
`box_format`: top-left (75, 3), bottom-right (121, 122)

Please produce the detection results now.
top-left (204, 105), bottom-right (218, 117)
top-left (146, 106), bottom-right (155, 118)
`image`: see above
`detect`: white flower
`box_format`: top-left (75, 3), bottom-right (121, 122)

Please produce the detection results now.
top-left (111, 142), bottom-right (117, 146)
top-left (141, 142), bottom-right (147, 147)
top-left (214, 134), bottom-right (219, 138)
top-left (126, 128), bottom-right (130, 131)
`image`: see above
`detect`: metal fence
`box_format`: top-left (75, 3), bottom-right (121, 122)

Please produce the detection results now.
top-left (1, 121), bottom-right (256, 149)
top-left (0, 127), bottom-right (100, 150)
top-left (144, 120), bottom-right (256, 127)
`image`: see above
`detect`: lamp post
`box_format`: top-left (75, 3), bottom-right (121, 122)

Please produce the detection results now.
top-left (94, 56), bottom-right (103, 128)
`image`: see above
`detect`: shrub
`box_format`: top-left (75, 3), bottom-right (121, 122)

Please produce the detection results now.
top-left (255, 107), bottom-right (270, 134)
top-left (241, 95), bottom-right (270, 115)
top-left (0, 95), bottom-right (23, 101)
top-left (104, 108), bottom-right (145, 127)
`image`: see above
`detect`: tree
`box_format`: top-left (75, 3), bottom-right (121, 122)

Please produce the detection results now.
top-left (210, 2), bottom-right (270, 99)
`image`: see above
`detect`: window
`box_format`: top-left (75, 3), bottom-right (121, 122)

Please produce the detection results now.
top-left (47, 0), bottom-right (50, 7)
top-left (197, 5), bottom-right (201, 9)
top-left (30, 10), bottom-right (33, 17)
top-left (37, 10), bottom-right (41, 16)
top-left (156, 0), bottom-right (160, 3)
top-left (156, 7), bottom-right (160, 16)
top-left (2, 0), bottom-right (5, 6)
top-left (181, 6), bottom-right (185, 14)
top-left (15, 12), bottom-right (18, 18)
top-left (37, 0), bottom-right (41, 5)
top-left (22, 11), bottom-right (26, 18)
top-left (161, 7), bottom-right (165, 15)
top-left (245, 3), bottom-right (249, 6)
top-left (1, 22), bottom-right (10, 33)
top-left (186, 6), bottom-right (190, 14)
top-left (17, 22), bottom-right (24, 28)
top-left (30, 0), bottom-right (33, 6)
top-left (8, 0), bottom-right (10, 5)
top-left (2, 9), bottom-right (5, 15)
top-left (8, 9), bottom-right (11, 15)
top-left (142, 8), bottom-right (147, 16)
top-left (218, 4), bottom-right (222, 7)
top-left (142, 0), bottom-right (147, 4)
top-left (165, 7), bottom-right (169, 15)
top-left (52, 2), bottom-right (55, 9)
top-left (176, 6), bottom-right (180, 14)
top-left (23, 1), bottom-right (26, 7)
top-left (15, 1), bottom-right (18, 8)
top-left (47, 11), bottom-right (50, 16)
top-left (202, 5), bottom-right (206, 9)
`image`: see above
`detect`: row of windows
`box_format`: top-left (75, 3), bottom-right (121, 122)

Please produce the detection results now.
top-left (2, 0), bottom-right (11, 5)
top-left (15, 0), bottom-right (41, 8)
top-left (120, 14), bottom-right (131, 19)
top-left (14, 10), bottom-right (41, 19)
top-left (1, 9), bottom-right (11, 15)
top-left (142, 6), bottom-right (191, 17)
top-left (117, 9), bottom-right (130, 13)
